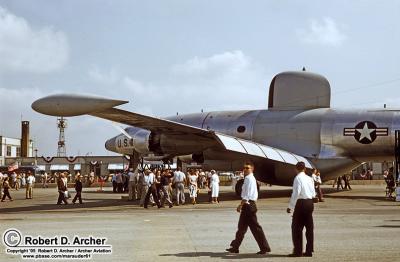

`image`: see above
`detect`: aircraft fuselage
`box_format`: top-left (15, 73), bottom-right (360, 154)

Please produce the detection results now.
top-left (165, 108), bottom-right (398, 181)
top-left (107, 108), bottom-right (399, 184)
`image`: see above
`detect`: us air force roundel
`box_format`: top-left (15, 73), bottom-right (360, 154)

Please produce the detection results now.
top-left (344, 121), bottom-right (389, 144)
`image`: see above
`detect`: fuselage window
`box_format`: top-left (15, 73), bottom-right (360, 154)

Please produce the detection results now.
top-left (237, 125), bottom-right (246, 133)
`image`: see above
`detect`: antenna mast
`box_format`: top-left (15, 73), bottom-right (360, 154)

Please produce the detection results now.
top-left (57, 117), bottom-right (67, 157)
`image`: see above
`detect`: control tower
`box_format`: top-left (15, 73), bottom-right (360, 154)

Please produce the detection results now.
top-left (57, 117), bottom-right (67, 157)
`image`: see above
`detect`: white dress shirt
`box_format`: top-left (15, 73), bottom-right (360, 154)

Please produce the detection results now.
top-left (241, 173), bottom-right (258, 201)
top-left (312, 174), bottom-right (322, 184)
top-left (173, 171), bottom-right (185, 183)
top-left (288, 172), bottom-right (316, 210)
top-left (144, 172), bottom-right (155, 186)
top-left (26, 175), bottom-right (35, 184)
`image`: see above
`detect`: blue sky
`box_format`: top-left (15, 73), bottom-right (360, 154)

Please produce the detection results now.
top-left (0, 1), bottom-right (399, 155)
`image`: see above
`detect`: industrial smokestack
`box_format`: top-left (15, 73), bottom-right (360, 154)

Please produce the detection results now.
top-left (21, 121), bottom-right (30, 157)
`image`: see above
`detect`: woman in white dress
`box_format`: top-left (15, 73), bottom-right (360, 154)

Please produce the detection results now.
top-left (210, 170), bottom-right (220, 203)
top-left (188, 170), bottom-right (198, 204)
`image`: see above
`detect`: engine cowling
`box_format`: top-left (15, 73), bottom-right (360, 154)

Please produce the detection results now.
top-left (178, 153), bottom-right (204, 164)
top-left (106, 128), bottom-right (155, 154)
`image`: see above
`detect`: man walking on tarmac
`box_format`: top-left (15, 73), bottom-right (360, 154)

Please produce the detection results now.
top-left (226, 161), bottom-right (271, 255)
top-left (287, 161), bottom-right (316, 257)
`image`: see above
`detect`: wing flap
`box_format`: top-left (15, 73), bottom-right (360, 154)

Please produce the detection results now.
top-left (214, 133), bottom-right (314, 168)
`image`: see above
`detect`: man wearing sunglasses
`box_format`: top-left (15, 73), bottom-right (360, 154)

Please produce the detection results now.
top-left (226, 162), bottom-right (271, 255)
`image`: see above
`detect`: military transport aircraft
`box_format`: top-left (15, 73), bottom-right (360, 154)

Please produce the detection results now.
top-left (32, 71), bottom-right (399, 186)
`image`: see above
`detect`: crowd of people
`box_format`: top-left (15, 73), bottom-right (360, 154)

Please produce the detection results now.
top-left (2, 165), bottom-right (397, 208)
top-left (0, 167), bottom-right (223, 207)
top-left (333, 174), bottom-right (352, 191)
top-left (125, 167), bottom-right (221, 208)
top-left (0, 171), bottom-right (36, 201)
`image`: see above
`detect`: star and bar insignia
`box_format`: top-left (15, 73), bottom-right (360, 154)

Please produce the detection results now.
top-left (344, 121), bottom-right (389, 144)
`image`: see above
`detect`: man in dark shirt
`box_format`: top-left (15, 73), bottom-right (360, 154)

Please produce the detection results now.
top-left (72, 175), bottom-right (83, 204)
top-left (160, 170), bottom-right (173, 208)
top-left (57, 173), bottom-right (69, 205)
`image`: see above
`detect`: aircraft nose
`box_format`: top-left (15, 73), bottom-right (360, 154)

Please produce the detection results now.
top-left (105, 137), bottom-right (117, 152)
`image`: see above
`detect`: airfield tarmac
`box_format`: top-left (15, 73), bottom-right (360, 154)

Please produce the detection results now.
top-left (0, 185), bottom-right (399, 262)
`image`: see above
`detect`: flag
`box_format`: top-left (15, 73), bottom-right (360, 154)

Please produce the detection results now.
top-left (8, 163), bottom-right (19, 172)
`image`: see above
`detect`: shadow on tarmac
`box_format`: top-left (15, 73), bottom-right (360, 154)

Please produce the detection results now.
top-left (324, 194), bottom-right (389, 201)
top-left (0, 198), bottom-right (134, 214)
top-left (159, 251), bottom-right (288, 259)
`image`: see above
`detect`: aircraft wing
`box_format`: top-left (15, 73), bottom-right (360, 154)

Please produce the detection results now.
top-left (92, 108), bottom-right (313, 168)
top-left (31, 94), bottom-right (314, 169)
top-left (90, 107), bottom-right (210, 136)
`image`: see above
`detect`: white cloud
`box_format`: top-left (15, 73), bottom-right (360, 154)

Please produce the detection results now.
top-left (88, 66), bottom-right (119, 85)
top-left (0, 6), bottom-right (69, 73)
top-left (171, 50), bottom-right (251, 77)
top-left (0, 86), bottom-right (119, 156)
top-left (2, 50), bottom-right (269, 155)
top-left (88, 50), bottom-right (270, 117)
top-left (0, 87), bottom-right (55, 154)
top-left (297, 17), bottom-right (346, 46)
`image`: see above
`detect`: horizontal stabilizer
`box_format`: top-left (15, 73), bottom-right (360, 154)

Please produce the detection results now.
top-left (31, 94), bottom-right (128, 117)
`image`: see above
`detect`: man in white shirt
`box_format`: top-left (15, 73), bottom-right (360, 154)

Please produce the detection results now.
top-left (311, 169), bottom-right (324, 202)
top-left (173, 167), bottom-right (186, 205)
top-left (287, 162), bottom-right (316, 257)
top-left (144, 169), bottom-right (161, 208)
top-left (26, 172), bottom-right (36, 199)
top-left (42, 172), bottom-right (48, 188)
top-left (226, 161), bottom-right (271, 255)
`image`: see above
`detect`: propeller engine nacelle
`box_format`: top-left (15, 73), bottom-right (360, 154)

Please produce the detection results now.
top-left (178, 153), bottom-right (204, 164)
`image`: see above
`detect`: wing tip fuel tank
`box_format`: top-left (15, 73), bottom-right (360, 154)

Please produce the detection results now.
top-left (31, 94), bottom-right (128, 117)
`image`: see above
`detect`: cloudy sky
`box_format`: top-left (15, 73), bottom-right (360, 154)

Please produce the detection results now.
top-left (0, 1), bottom-right (399, 156)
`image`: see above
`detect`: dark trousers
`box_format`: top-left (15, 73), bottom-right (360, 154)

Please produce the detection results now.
top-left (57, 192), bottom-right (68, 205)
top-left (2, 188), bottom-right (12, 200)
top-left (315, 185), bottom-right (324, 201)
top-left (112, 182), bottom-right (117, 192)
top-left (230, 202), bottom-right (270, 251)
top-left (292, 199), bottom-right (314, 255)
top-left (344, 180), bottom-right (351, 190)
top-left (117, 183), bottom-right (123, 193)
top-left (144, 185), bottom-right (161, 208)
top-left (336, 179), bottom-right (343, 190)
top-left (72, 191), bottom-right (82, 204)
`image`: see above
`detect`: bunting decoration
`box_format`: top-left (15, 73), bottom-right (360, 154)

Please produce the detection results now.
top-left (42, 156), bottom-right (54, 163)
top-left (66, 156), bottom-right (78, 163)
